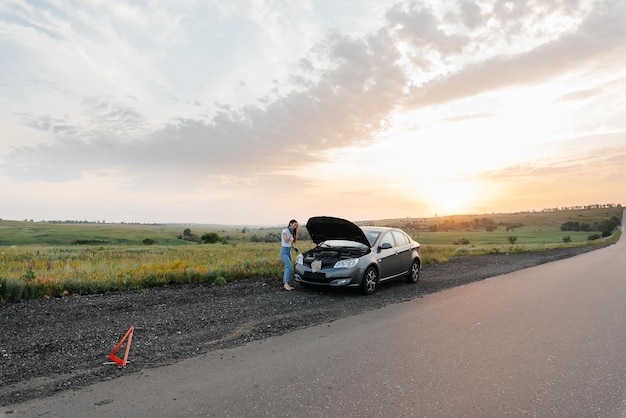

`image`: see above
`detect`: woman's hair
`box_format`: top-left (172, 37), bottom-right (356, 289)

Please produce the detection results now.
top-left (289, 219), bottom-right (298, 244)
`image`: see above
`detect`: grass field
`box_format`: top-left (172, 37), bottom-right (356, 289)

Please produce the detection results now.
top-left (0, 221), bottom-right (239, 246)
top-left (0, 206), bottom-right (622, 302)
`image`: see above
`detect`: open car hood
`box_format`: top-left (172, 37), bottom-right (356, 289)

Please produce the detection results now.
top-left (305, 216), bottom-right (370, 247)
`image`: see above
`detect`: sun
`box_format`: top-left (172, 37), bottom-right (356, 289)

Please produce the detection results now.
top-left (426, 180), bottom-right (478, 216)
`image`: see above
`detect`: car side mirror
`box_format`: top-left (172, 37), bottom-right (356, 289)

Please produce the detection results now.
top-left (378, 242), bottom-right (392, 252)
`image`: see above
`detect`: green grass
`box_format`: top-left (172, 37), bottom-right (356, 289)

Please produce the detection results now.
top-left (412, 230), bottom-right (596, 245)
top-left (0, 221), bottom-right (250, 246)
top-left (0, 207), bottom-right (621, 302)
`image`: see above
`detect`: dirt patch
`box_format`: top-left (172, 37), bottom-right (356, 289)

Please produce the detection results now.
top-left (0, 245), bottom-right (605, 406)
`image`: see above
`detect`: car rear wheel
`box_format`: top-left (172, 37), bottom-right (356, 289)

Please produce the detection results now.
top-left (406, 259), bottom-right (420, 283)
top-left (361, 266), bottom-right (378, 295)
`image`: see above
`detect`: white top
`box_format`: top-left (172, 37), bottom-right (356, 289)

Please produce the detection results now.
top-left (281, 228), bottom-right (294, 247)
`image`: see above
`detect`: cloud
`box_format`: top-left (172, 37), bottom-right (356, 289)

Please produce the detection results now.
top-left (456, 0), bottom-right (485, 29)
top-left (444, 112), bottom-right (493, 123)
top-left (2, 17), bottom-right (408, 184)
top-left (479, 131), bottom-right (626, 184)
top-left (407, 1), bottom-right (626, 108)
top-left (385, 2), bottom-right (469, 55)
top-left (557, 77), bottom-right (626, 102)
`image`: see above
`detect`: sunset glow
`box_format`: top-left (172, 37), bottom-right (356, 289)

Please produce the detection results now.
top-left (1, 1), bottom-right (624, 224)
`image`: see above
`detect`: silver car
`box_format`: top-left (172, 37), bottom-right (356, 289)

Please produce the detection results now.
top-left (294, 216), bottom-right (421, 295)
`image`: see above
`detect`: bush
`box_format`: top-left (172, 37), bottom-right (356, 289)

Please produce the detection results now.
top-left (0, 278), bottom-right (39, 303)
top-left (452, 237), bottom-right (470, 245)
top-left (588, 234), bottom-right (601, 241)
top-left (508, 236), bottom-right (518, 244)
top-left (179, 228), bottom-right (200, 242)
top-left (562, 215), bottom-right (622, 233)
top-left (562, 236), bottom-right (571, 243)
top-left (201, 232), bottom-right (222, 244)
top-left (601, 230), bottom-right (612, 238)
top-left (250, 232), bottom-right (280, 243)
top-left (213, 276), bottom-right (227, 285)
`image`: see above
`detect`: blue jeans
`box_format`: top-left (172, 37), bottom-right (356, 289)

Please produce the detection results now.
top-left (280, 246), bottom-right (292, 283)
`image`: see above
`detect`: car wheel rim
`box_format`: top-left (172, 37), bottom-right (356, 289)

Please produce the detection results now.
top-left (411, 263), bottom-right (419, 281)
top-left (365, 269), bottom-right (377, 292)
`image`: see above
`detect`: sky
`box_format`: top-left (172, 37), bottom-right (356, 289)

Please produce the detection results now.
top-left (1, 0), bottom-right (625, 226)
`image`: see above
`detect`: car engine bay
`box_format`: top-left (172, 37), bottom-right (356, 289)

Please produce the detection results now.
top-left (303, 246), bottom-right (369, 268)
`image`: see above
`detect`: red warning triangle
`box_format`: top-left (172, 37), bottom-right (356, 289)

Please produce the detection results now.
top-left (108, 326), bottom-right (134, 367)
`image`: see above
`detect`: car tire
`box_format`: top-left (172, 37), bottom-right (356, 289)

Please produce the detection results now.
top-left (361, 266), bottom-right (378, 295)
top-left (406, 259), bottom-right (420, 283)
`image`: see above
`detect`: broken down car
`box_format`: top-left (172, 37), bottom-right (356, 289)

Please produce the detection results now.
top-left (294, 216), bottom-right (421, 295)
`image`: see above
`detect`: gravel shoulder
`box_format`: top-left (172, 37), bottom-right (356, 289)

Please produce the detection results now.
top-left (0, 245), bottom-right (607, 407)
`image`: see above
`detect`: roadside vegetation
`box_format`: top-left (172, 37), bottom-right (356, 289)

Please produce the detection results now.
top-left (0, 206), bottom-right (621, 302)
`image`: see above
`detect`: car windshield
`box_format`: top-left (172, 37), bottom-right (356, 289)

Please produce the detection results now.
top-left (320, 240), bottom-right (369, 250)
top-left (363, 229), bottom-right (381, 247)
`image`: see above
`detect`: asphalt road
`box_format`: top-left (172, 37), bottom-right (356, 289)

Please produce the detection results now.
top-left (5, 233), bottom-right (626, 417)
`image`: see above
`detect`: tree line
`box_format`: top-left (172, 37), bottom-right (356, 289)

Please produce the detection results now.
top-left (414, 217), bottom-right (524, 233)
top-left (560, 216), bottom-right (621, 235)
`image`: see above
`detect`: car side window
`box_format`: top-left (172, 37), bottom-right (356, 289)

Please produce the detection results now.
top-left (392, 231), bottom-right (409, 246)
top-left (381, 232), bottom-right (394, 248)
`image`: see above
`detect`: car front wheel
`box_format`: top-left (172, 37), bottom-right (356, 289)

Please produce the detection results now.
top-left (406, 259), bottom-right (420, 283)
top-left (361, 266), bottom-right (378, 295)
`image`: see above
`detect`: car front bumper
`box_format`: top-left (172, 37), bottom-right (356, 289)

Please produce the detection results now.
top-left (294, 264), bottom-right (363, 288)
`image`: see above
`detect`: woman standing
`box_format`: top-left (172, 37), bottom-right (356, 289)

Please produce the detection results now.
top-left (280, 219), bottom-right (299, 291)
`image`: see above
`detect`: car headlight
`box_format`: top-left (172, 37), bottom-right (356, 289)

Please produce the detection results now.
top-left (295, 254), bottom-right (304, 265)
top-left (334, 258), bottom-right (358, 268)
